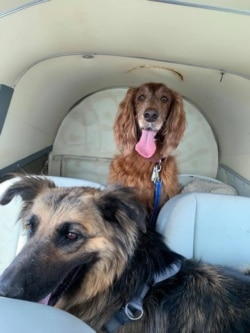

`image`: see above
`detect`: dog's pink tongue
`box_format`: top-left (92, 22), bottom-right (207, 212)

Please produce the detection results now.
top-left (39, 294), bottom-right (51, 305)
top-left (135, 130), bottom-right (156, 158)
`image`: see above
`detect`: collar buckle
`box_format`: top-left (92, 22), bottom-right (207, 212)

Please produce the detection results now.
top-left (151, 160), bottom-right (162, 183)
top-left (102, 263), bottom-right (181, 333)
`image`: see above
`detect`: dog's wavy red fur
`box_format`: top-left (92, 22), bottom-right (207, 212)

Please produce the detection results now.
top-left (108, 82), bottom-right (186, 215)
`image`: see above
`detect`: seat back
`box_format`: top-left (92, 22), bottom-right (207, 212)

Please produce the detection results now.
top-left (156, 192), bottom-right (250, 269)
top-left (48, 88), bottom-right (218, 185)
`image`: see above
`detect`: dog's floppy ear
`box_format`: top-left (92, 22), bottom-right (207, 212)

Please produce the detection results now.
top-left (113, 88), bottom-right (137, 155)
top-left (94, 185), bottom-right (146, 233)
top-left (0, 175), bottom-right (56, 205)
top-left (161, 90), bottom-right (186, 157)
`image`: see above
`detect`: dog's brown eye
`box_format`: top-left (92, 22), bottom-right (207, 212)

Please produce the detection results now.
top-left (57, 222), bottom-right (84, 246)
top-left (138, 95), bottom-right (145, 101)
top-left (66, 232), bottom-right (78, 241)
top-left (25, 215), bottom-right (38, 236)
top-left (161, 96), bottom-right (168, 103)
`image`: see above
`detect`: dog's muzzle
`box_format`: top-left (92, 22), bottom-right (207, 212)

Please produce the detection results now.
top-left (143, 109), bottom-right (158, 123)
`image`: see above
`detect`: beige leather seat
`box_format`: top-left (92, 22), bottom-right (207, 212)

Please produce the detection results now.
top-left (0, 297), bottom-right (95, 333)
top-left (48, 87), bottom-right (219, 186)
top-left (157, 192), bottom-right (250, 270)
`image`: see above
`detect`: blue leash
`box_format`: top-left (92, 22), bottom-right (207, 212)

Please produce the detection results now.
top-left (149, 161), bottom-right (162, 229)
top-left (149, 180), bottom-right (162, 228)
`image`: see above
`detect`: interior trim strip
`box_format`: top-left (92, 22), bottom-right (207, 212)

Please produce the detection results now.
top-left (150, 0), bottom-right (250, 16)
top-left (0, 0), bottom-right (49, 19)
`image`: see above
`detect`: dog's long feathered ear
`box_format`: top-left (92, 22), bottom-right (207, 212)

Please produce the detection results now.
top-left (0, 175), bottom-right (56, 205)
top-left (94, 185), bottom-right (146, 233)
top-left (113, 88), bottom-right (138, 155)
top-left (161, 90), bottom-right (186, 157)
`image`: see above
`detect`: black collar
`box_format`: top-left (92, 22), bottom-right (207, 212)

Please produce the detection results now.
top-left (102, 262), bottom-right (181, 333)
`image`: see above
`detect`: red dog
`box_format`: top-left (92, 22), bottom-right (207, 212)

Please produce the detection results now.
top-left (108, 82), bottom-right (186, 222)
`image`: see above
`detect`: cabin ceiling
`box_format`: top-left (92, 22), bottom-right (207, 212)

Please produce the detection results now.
top-left (0, 0), bottom-right (250, 83)
top-left (0, 0), bottom-right (249, 179)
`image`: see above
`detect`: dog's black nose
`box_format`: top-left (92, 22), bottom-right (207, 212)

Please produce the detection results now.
top-left (144, 109), bottom-right (158, 122)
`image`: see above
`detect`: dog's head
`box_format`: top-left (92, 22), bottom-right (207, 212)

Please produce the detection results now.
top-left (0, 176), bottom-right (146, 308)
top-left (114, 82), bottom-right (186, 157)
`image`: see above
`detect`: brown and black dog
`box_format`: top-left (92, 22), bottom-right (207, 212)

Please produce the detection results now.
top-left (0, 175), bottom-right (250, 333)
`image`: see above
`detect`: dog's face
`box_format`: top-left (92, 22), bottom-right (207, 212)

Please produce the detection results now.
top-left (0, 176), bottom-right (146, 309)
top-left (114, 82), bottom-right (185, 157)
top-left (134, 82), bottom-right (174, 133)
